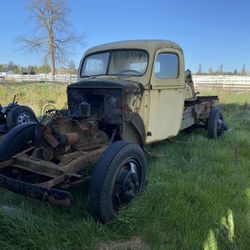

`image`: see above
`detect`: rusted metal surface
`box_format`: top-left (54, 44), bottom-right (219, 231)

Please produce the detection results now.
top-left (14, 156), bottom-right (63, 177)
top-left (184, 96), bottom-right (219, 123)
top-left (0, 136), bottom-right (106, 203)
top-left (0, 159), bottom-right (15, 169)
top-left (13, 146), bottom-right (36, 158)
top-left (59, 176), bottom-right (91, 189)
top-left (15, 145), bottom-right (106, 189)
top-left (0, 144), bottom-right (106, 190)
top-left (38, 175), bottom-right (66, 188)
top-left (62, 145), bottom-right (107, 175)
top-left (64, 132), bottom-right (79, 144)
top-left (40, 126), bottom-right (60, 148)
top-left (0, 173), bottom-right (73, 207)
top-left (0, 106), bottom-right (110, 204)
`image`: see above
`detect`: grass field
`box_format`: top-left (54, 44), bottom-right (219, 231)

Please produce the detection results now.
top-left (0, 82), bottom-right (68, 115)
top-left (0, 83), bottom-right (249, 250)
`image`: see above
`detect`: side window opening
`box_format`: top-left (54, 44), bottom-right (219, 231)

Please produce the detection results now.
top-left (154, 53), bottom-right (179, 79)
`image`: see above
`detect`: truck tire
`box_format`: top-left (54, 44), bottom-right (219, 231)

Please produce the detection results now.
top-left (7, 105), bottom-right (37, 130)
top-left (207, 108), bottom-right (226, 139)
top-left (88, 140), bottom-right (146, 223)
top-left (0, 122), bottom-right (37, 162)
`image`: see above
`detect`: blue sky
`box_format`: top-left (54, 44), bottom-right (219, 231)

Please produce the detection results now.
top-left (0, 0), bottom-right (249, 72)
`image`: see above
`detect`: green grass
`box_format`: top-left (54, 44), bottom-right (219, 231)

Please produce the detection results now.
top-left (0, 82), bottom-right (68, 115)
top-left (0, 83), bottom-right (249, 250)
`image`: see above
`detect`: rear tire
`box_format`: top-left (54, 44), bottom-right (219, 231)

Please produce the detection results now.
top-left (7, 105), bottom-right (37, 130)
top-left (208, 108), bottom-right (225, 139)
top-left (88, 141), bottom-right (146, 223)
top-left (0, 122), bottom-right (37, 162)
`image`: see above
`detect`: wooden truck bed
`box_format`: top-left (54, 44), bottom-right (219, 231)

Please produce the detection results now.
top-left (181, 96), bottom-right (219, 130)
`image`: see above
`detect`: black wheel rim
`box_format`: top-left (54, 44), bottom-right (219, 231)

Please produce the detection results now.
top-left (216, 113), bottom-right (224, 137)
top-left (112, 159), bottom-right (142, 211)
top-left (17, 112), bottom-right (31, 125)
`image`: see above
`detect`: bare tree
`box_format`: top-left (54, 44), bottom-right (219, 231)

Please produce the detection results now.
top-left (17, 0), bottom-right (82, 75)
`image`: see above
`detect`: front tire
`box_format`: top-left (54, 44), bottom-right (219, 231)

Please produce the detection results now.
top-left (0, 122), bottom-right (37, 162)
top-left (88, 141), bottom-right (146, 223)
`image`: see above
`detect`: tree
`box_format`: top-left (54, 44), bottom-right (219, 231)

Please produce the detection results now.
top-left (39, 57), bottom-right (51, 73)
top-left (197, 64), bottom-right (202, 74)
top-left (216, 64), bottom-right (224, 75)
top-left (68, 60), bottom-right (77, 74)
top-left (240, 64), bottom-right (247, 75)
top-left (7, 61), bottom-right (19, 73)
top-left (233, 69), bottom-right (238, 75)
top-left (17, 0), bottom-right (82, 75)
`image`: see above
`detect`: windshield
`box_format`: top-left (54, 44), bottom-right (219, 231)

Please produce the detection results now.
top-left (81, 50), bottom-right (148, 77)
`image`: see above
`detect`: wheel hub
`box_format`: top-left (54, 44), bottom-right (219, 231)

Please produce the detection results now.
top-left (114, 161), bottom-right (140, 207)
top-left (17, 113), bottom-right (31, 125)
top-left (122, 172), bottom-right (139, 201)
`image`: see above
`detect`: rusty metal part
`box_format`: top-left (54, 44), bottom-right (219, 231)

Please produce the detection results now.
top-left (0, 173), bottom-right (73, 207)
top-left (0, 146), bottom-right (36, 169)
top-left (42, 146), bottom-right (55, 161)
top-left (38, 175), bottom-right (66, 188)
top-left (37, 145), bottom-right (106, 188)
top-left (58, 151), bottom-right (83, 166)
top-left (0, 108), bottom-right (109, 205)
top-left (40, 116), bottom-right (108, 152)
top-left (185, 96), bottom-right (219, 123)
top-left (0, 159), bottom-right (15, 169)
top-left (14, 156), bottom-right (63, 177)
top-left (64, 132), bottom-right (79, 145)
top-left (41, 126), bottom-right (60, 148)
top-left (76, 121), bottom-right (89, 131)
top-left (0, 145), bottom-right (106, 204)
top-left (62, 145), bottom-right (107, 175)
top-left (59, 176), bottom-right (91, 189)
top-left (1, 145), bottom-right (107, 190)
top-left (13, 146), bottom-right (36, 159)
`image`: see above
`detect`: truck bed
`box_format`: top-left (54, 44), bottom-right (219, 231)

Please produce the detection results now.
top-left (184, 96), bottom-right (219, 107)
top-left (181, 95), bottom-right (219, 130)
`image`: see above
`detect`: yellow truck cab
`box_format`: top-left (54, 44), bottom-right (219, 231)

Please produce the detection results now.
top-left (78, 40), bottom-right (226, 144)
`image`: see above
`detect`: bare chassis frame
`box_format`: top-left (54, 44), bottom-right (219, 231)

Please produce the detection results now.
top-left (0, 145), bottom-right (107, 207)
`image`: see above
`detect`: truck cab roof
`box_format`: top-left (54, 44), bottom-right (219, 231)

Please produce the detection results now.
top-left (84, 39), bottom-right (183, 56)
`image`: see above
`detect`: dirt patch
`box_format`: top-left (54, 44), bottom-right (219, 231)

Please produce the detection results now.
top-left (97, 236), bottom-right (151, 250)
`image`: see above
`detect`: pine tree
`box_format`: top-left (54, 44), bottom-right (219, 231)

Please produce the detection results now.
top-left (198, 64), bottom-right (202, 74)
top-left (240, 64), bottom-right (247, 75)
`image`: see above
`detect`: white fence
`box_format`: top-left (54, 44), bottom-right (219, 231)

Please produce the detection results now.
top-left (1, 73), bottom-right (250, 90)
top-left (0, 74), bottom-right (78, 84)
top-left (193, 75), bottom-right (250, 90)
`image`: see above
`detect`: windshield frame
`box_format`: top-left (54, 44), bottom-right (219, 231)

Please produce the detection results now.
top-left (80, 49), bottom-right (149, 78)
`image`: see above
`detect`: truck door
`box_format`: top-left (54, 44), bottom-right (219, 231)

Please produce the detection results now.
top-left (146, 48), bottom-right (185, 143)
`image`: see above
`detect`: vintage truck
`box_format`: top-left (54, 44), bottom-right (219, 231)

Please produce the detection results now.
top-left (0, 40), bottom-right (227, 223)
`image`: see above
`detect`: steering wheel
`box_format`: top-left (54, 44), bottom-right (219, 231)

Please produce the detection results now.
top-left (42, 104), bottom-right (56, 116)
